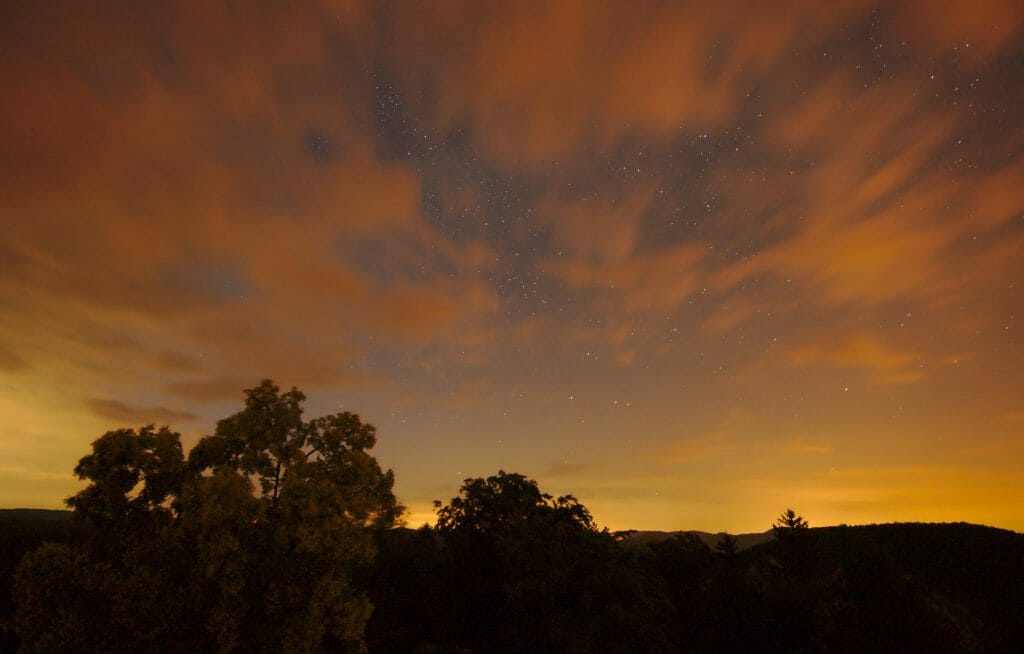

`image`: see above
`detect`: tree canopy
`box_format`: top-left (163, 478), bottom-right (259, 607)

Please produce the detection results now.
top-left (13, 380), bottom-right (400, 653)
top-left (414, 470), bottom-right (675, 653)
top-left (433, 469), bottom-right (596, 535)
top-left (8, 400), bottom-right (1020, 653)
top-left (773, 508), bottom-right (809, 538)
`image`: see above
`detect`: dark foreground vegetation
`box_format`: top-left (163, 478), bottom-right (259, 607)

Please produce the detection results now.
top-left (2, 382), bottom-right (1022, 653)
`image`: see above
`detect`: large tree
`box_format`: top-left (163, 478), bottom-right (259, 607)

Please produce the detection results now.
top-left (433, 469), bottom-right (596, 535)
top-left (14, 380), bottom-right (400, 653)
top-left (423, 471), bottom-right (676, 653)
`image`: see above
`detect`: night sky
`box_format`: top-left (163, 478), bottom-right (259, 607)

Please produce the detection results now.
top-left (2, 1), bottom-right (1022, 532)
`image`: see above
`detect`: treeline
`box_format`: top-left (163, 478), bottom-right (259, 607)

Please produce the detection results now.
top-left (365, 488), bottom-right (1024, 653)
top-left (2, 382), bottom-right (1022, 652)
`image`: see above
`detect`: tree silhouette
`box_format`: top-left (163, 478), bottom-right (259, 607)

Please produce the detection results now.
top-left (429, 471), bottom-right (675, 653)
top-left (13, 380), bottom-right (400, 653)
top-left (769, 508), bottom-right (813, 586)
top-left (717, 531), bottom-right (739, 556)
top-left (9, 476), bottom-right (1022, 652)
top-left (773, 508), bottom-right (809, 539)
top-left (433, 469), bottom-right (595, 535)
top-left (66, 425), bottom-right (187, 541)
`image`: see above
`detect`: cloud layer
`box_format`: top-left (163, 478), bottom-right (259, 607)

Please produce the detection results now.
top-left (1, 1), bottom-right (1022, 531)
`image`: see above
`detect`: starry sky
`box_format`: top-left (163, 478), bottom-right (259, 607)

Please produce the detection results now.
top-left (2, 1), bottom-right (1022, 532)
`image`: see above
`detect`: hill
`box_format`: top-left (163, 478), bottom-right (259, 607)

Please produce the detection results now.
top-left (0, 509), bottom-right (83, 651)
top-left (3, 509), bottom-right (1022, 652)
top-left (625, 529), bottom-right (772, 550)
top-left (792, 522), bottom-right (1024, 649)
top-left (0, 508), bottom-right (72, 524)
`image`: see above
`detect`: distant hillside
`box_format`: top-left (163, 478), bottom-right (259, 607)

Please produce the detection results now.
top-left (802, 522), bottom-right (1024, 647)
top-left (625, 529), bottom-right (772, 550)
top-left (0, 509), bottom-right (82, 651)
top-left (4, 511), bottom-right (1022, 652)
top-left (0, 508), bottom-right (72, 523)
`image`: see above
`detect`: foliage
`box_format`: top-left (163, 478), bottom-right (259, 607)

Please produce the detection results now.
top-left (374, 471), bottom-right (678, 653)
top-left (716, 531), bottom-right (739, 556)
top-left (8, 428), bottom-right (1024, 653)
top-left (67, 425), bottom-right (187, 540)
top-left (365, 498), bottom-right (1023, 653)
top-left (433, 470), bottom-right (596, 535)
top-left (12, 380), bottom-right (399, 653)
top-left (0, 511), bottom-right (85, 650)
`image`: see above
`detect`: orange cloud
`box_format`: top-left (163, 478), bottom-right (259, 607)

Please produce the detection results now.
top-left (380, 1), bottom-right (863, 170)
top-left (654, 431), bottom-right (740, 464)
top-left (787, 333), bottom-right (924, 384)
top-left (0, 2), bottom-right (501, 405)
top-left (540, 244), bottom-right (706, 314)
top-left (0, 347), bottom-right (30, 374)
top-left (781, 437), bottom-right (834, 455)
top-left (887, 0), bottom-right (1024, 60)
top-left (538, 185), bottom-right (657, 264)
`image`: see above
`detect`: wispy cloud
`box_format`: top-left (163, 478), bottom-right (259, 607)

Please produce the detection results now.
top-left (86, 398), bottom-right (197, 425)
top-left (786, 333), bottom-right (925, 384)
